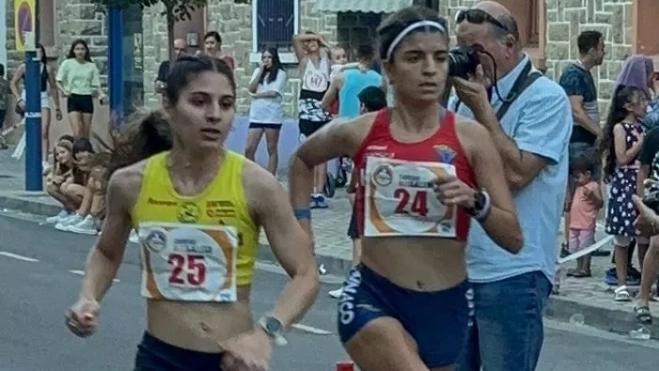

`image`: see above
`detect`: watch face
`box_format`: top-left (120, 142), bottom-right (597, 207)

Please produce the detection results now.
top-left (475, 191), bottom-right (485, 209)
top-left (265, 317), bottom-right (283, 334)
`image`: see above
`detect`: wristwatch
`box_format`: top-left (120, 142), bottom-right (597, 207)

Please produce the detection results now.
top-left (466, 190), bottom-right (492, 222)
top-left (257, 316), bottom-right (288, 346)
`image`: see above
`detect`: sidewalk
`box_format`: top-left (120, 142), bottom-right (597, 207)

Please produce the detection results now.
top-left (1, 148), bottom-right (659, 339)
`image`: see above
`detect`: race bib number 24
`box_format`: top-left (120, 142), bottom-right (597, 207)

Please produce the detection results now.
top-left (364, 157), bottom-right (457, 238)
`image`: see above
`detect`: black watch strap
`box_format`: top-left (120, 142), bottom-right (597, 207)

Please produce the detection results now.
top-left (467, 190), bottom-right (491, 221)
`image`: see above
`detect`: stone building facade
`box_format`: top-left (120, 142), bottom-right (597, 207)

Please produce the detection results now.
top-left (4, 0), bottom-right (658, 120)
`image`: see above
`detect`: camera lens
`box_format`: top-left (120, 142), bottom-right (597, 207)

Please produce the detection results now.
top-left (449, 47), bottom-right (480, 79)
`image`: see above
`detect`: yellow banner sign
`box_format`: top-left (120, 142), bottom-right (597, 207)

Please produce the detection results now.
top-left (15, 0), bottom-right (36, 52)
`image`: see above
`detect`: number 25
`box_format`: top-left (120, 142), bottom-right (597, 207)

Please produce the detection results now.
top-left (394, 189), bottom-right (428, 217)
top-left (168, 254), bottom-right (206, 286)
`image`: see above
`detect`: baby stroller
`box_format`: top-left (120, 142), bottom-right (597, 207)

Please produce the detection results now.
top-left (324, 156), bottom-right (352, 198)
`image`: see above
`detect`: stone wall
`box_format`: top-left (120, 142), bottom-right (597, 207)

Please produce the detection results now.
top-left (142, 3), bottom-right (169, 108)
top-left (204, 0), bottom-right (337, 116)
top-left (544, 0), bottom-right (633, 114)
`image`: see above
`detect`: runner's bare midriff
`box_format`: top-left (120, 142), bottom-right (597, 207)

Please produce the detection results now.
top-left (360, 238), bottom-right (466, 291)
top-left (146, 285), bottom-right (253, 352)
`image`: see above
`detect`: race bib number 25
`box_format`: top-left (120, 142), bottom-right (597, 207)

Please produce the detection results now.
top-left (364, 157), bottom-right (457, 238)
top-left (138, 222), bottom-right (238, 302)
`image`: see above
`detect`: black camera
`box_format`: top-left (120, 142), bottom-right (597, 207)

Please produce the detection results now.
top-left (643, 191), bottom-right (659, 213)
top-left (448, 46), bottom-right (480, 79)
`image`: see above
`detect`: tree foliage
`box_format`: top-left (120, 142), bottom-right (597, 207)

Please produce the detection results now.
top-left (89, 0), bottom-right (252, 59)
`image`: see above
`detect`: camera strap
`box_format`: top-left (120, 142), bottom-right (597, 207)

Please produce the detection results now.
top-left (452, 60), bottom-right (543, 121)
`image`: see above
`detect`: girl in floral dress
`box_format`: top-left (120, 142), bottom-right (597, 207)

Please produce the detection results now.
top-left (599, 86), bottom-right (649, 301)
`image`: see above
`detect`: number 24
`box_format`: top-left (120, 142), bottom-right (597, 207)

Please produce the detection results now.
top-left (394, 189), bottom-right (429, 217)
top-left (168, 254), bottom-right (206, 286)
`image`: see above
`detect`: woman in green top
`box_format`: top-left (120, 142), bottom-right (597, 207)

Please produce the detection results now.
top-left (56, 39), bottom-right (106, 139)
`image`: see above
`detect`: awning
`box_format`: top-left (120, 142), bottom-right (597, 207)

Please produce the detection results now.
top-left (313, 0), bottom-right (414, 13)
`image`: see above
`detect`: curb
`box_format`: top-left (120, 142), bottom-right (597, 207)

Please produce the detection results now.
top-left (0, 193), bottom-right (61, 217)
top-left (3, 195), bottom-right (658, 339)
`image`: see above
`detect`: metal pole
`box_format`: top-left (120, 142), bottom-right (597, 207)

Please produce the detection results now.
top-left (108, 7), bottom-right (124, 128)
top-left (24, 0), bottom-right (42, 191)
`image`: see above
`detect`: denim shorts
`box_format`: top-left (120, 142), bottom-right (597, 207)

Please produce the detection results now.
top-left (134, 332), bottom-right (223, 371)
top-left (337, 264), bottom-right (470, 368)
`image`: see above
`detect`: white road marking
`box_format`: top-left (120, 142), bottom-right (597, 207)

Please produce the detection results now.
top-left (291, 323), bottom-right (333, 335)
top-left (0, 251), bottom-right (39, 262)
top-left (69, 269), bottom-right (120, 283)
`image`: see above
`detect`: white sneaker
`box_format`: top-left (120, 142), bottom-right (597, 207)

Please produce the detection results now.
top-left (55, 213), bottom-right (83, 231)
top-left (329, 288), bottom-right (343, 299)
top-left (69, 215), bottom-right (98, 235)
top-left (129, 230), bottom-right (139, 244)
top-left (46, 210), bottom-right (69, 224)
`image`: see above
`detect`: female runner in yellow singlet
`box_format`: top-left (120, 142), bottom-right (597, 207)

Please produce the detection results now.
top-left (65, 55), bottom-right (320, 371)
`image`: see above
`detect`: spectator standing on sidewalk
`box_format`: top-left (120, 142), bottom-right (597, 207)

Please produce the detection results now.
top-left (11, 44), bottom-right (63, 168)
top-left (598, 86), bottom-right (648, 301)
top-left (56, 39), bottom-right (106, 139)
top-left (558, 30), bottom-right (605, 256)
top-left (320, 44), bottom-right (384, 119)
top-left (292, 31), bottom-right (334, 209)
top-left (155, 38), bottom-right (187, 94)
top-left (202, 31), bottom-right (235, 70)
top-left (450, 2), bottom-right (572, 370)
top-left (245, 47), bottom-right (287, 175)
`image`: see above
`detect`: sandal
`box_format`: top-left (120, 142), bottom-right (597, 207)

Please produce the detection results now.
top-left (572, 270), bottom-right (592, 278)
top-left (614, 286), bottom-right (632, 301)
top-left (635, 306), bottom-right (653, 324)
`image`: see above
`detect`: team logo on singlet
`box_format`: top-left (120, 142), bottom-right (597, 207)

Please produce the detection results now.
top-left (144, 229), bottom-right (167, 253)
top-left (433, 145), bottom-right (456, 164)
top-left (176, 202), bottom-right (200, 223)
top-left (372, 165), bottom-right (393, 187)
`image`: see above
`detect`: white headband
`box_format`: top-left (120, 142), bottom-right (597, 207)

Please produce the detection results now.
top-left (385, 20), bottom-right (447, 60)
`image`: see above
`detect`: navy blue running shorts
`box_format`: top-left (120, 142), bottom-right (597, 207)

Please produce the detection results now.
top-left (337, 264), bottom-right (471, 369)
top-left (134, 332), bottom-right (223, 371)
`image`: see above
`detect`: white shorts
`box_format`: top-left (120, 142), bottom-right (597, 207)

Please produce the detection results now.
top-left (20, 91), bottom-right (51, 109)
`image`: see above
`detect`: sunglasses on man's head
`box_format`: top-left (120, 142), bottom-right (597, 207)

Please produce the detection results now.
top-left (455, 8), bottom-right (509, 33)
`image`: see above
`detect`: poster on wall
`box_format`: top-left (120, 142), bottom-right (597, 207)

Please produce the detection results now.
top-left (14, 0), bottom-right (36, 52)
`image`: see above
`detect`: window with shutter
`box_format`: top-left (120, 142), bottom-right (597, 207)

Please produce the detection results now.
top-left (251, 0), bottom-right (299, 63)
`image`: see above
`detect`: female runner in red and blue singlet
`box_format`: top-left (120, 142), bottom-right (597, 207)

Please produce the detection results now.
top-left (289, 6), bottom-right (523, 371)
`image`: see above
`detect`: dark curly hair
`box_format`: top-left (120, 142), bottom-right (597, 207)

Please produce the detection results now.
top-left (597, 85), bottom-right (645, 182)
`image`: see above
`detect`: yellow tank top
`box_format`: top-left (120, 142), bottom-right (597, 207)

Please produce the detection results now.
top-left (131, 151), bottom-right (259, 303)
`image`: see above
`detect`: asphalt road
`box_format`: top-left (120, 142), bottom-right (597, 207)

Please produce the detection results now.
top-left (1, 212), bottom-right (658, 371)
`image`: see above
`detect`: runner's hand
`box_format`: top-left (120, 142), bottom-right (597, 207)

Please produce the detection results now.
top-left (632, 195), bottom-right (659, 237)
top-left (218, 328), bottom-right (272, 371)
top-left (65, 297), bottom-right (100, 338)
top-left (433, 173), bottom-right (476, 209)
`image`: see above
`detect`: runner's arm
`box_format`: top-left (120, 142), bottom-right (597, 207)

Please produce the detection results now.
top-left (246, 165), bottom-right (319, 329)
top-left (289, 116), bottom-right (367, 235)
top-left (466, 122), bottom-right (523, 253)
top-left (78, 167), bottom-right (135, 302)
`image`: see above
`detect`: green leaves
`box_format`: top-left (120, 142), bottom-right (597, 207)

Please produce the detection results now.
top-left (89, 0), bottom-right (210, 22)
